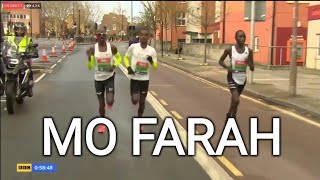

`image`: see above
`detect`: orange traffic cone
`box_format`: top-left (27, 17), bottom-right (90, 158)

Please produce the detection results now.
top-left (61, 42), bottom-right (66, 54)
top-left (68, 41), bottom-right (73, 51)
top-left (50, 45), bottom-right (57, 57)
top-left (41, 48), bottom-right (48, 62)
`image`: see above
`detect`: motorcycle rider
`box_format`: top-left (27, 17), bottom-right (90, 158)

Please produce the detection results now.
top-left (6, 22), bottom-right (34, 97)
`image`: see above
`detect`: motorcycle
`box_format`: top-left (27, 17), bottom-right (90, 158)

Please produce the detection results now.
top-left (2, 43), bottom-right (39, 114)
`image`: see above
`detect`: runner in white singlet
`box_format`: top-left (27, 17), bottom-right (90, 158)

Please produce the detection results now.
top-left (86, 26), bottom-right (122, 133)
top-left (124, 27), bottom-right (158, 132)
top-left (219, 30), bottom-right (254, 119)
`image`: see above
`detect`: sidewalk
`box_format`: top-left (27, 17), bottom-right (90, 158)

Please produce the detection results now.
top-left (157, 51), bottom-right (320, 120)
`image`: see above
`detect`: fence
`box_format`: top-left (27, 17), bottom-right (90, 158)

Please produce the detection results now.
top-left (74, 36), bottom-right (96, 45)
top-left (255, 45), bottom-right (320, 69)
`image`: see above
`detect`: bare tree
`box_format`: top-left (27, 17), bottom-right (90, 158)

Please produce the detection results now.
top-left (167, 1), bottom-right (185, 60)
top-left (80, 2), bottom-right (103, 34)
top-left (42, 1), bottom-right (101, 36)
top-left (42, 1), bottom-right (73, 37)
top-left (157, 1), bottom-right (171, 56)
top-left (188, 1), bottom-right (218, 65)
top-left (140, 1), bottom-right (157, 49)
top-left (113, 3), bottom-right (127, 40)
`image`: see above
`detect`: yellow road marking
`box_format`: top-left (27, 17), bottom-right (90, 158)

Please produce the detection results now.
top-left (160, 99), bottom-right (168, 106)
top-left (171, 111), bottom-right (183, 120)
top-left (150, 91), bottom-right (157, 96)
top-left (120, 63), bottom-right (240, 178)
top-left (161, 63), bottom-right (320, 128)
top-left (217, 156), bottom-right (244, 176)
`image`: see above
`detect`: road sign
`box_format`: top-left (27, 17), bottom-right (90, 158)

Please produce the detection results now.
top-left (25, 3), bottom-right (41, 9)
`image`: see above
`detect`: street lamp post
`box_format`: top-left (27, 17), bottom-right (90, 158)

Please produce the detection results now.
top-left (289, 1), bottom-right (299, 96)
top-left (248, 1), bottom-right (256, 84)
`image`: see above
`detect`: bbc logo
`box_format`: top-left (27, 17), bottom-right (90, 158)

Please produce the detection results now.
top-left (17, 164), bottom-right (32, 172)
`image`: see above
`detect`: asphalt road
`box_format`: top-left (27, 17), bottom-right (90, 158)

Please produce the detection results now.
top-left (0, 44), bottom-right (215, 180)
top-left (1, 42), bottom-right (319, 180)
top-left (137, 43), bottom-right (320, 180)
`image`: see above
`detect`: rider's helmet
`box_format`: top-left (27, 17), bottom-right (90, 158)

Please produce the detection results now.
top-left (13, 22), bottom-right (27, 37)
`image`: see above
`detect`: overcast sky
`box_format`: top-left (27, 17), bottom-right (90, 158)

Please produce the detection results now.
top-left (92, 1), bottom-right (145, 23)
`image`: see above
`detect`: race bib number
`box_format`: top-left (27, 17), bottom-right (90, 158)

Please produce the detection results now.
top-left (233, 60), bottom-right (247, 72)
top-left (135, 61), bottom-right (149, 75)
top-left (97, 57), bottom-right (112, 72)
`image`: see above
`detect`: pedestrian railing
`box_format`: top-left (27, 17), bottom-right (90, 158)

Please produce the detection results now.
top-left (74, 36), bottom-right (96, 45)
top-left (255, 45), bottom-right (320, 68)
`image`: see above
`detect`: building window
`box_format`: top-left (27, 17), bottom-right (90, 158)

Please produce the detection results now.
top-left (113, 24), bottom-right (116, 30)
top-left (244, 1), bottom-right (266, 21)
top-left (254, 36), bottom-right (259, 52)
top-left (23, 15), bottom-right (26, 19)
top-left (20, 14), bottom-right (23, 19)
top-left (176, 12), bottom-right (186, 26)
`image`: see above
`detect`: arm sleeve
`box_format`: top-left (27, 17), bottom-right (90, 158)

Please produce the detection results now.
top-left (113, 52), bottom-right (122, 66)
top-left (124, 45), bottom-right (134, 68)
top-left (151, 49), bottom-right (158, 69)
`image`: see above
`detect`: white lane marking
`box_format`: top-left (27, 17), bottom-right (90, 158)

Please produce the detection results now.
top-left (1, 99), bottom-right (6, 102)
top-left (119, 64), bottom-right (234, 180)
top-left (50, 64), bottom-right (57, 69)
top-left (4, 107), bottom-right (7, 111)
top-left (34, 73), bottom-right (46, 83)
top-left (58, 58), bottom-right (62, 63)
top-left (161, 63), bottom-right (320, 128)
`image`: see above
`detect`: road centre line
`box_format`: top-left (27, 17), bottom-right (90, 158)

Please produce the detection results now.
top-left (150, 91), bottom-right (157, 96)
top-left (170, 111), bottom-right (183, 120)
top-left (160, 99), bottom-right (168, 106)
top-left (34, 73), bottom-right (46, 83)
top-left (50, 64), bottom-right (57, 69)
top-left (119, 64), bottom-right (239, 179)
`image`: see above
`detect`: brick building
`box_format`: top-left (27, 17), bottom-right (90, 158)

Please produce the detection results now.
top-left (1, 1), bottom-right (41, 37)
top-left (306, 2), bottom-right (320, 69)
top-left (101, 12), bottom-right (128, 39)
top-left (219, 1), bottom-right (310, 65)
top-left (155, 1), bottom-right (188, 49)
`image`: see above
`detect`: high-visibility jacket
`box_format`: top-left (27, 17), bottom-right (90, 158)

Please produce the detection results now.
top-left (7, 35), bottom-right (32, 53)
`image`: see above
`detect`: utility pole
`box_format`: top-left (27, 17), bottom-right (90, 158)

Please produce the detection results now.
top-left (78, 9), bottom-right (80, 35)
top-left (30, 8), bottom-right (33, 37)
top-left (73, 1), bottom-right (75, 38)
top-left (248, 1), bottom-right (255, 84)
top-left (121, 11), bottom-right (124, 41)
top-left (131, 2), bottom-right (133, 23)
top-left (130, 1), bottom-right (133, 38)
top-left (289, 1), bottom-right (299, 96)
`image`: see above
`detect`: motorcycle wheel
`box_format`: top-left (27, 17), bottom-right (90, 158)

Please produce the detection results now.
top-left (5, 81), bottom-right (16, 114)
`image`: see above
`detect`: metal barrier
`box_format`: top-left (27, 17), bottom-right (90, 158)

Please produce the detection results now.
top-left (255, 45), bottom-right (320, 68)
top-left (74, 36), bottom-right (96, 45)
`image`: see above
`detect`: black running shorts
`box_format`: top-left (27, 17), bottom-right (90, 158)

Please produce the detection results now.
top-left (94, 74), bottom-right (115, 96)
top-left (227, 72), bottom-right (246, 94)
top-left (130, 79), bottom-right (149, 95)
